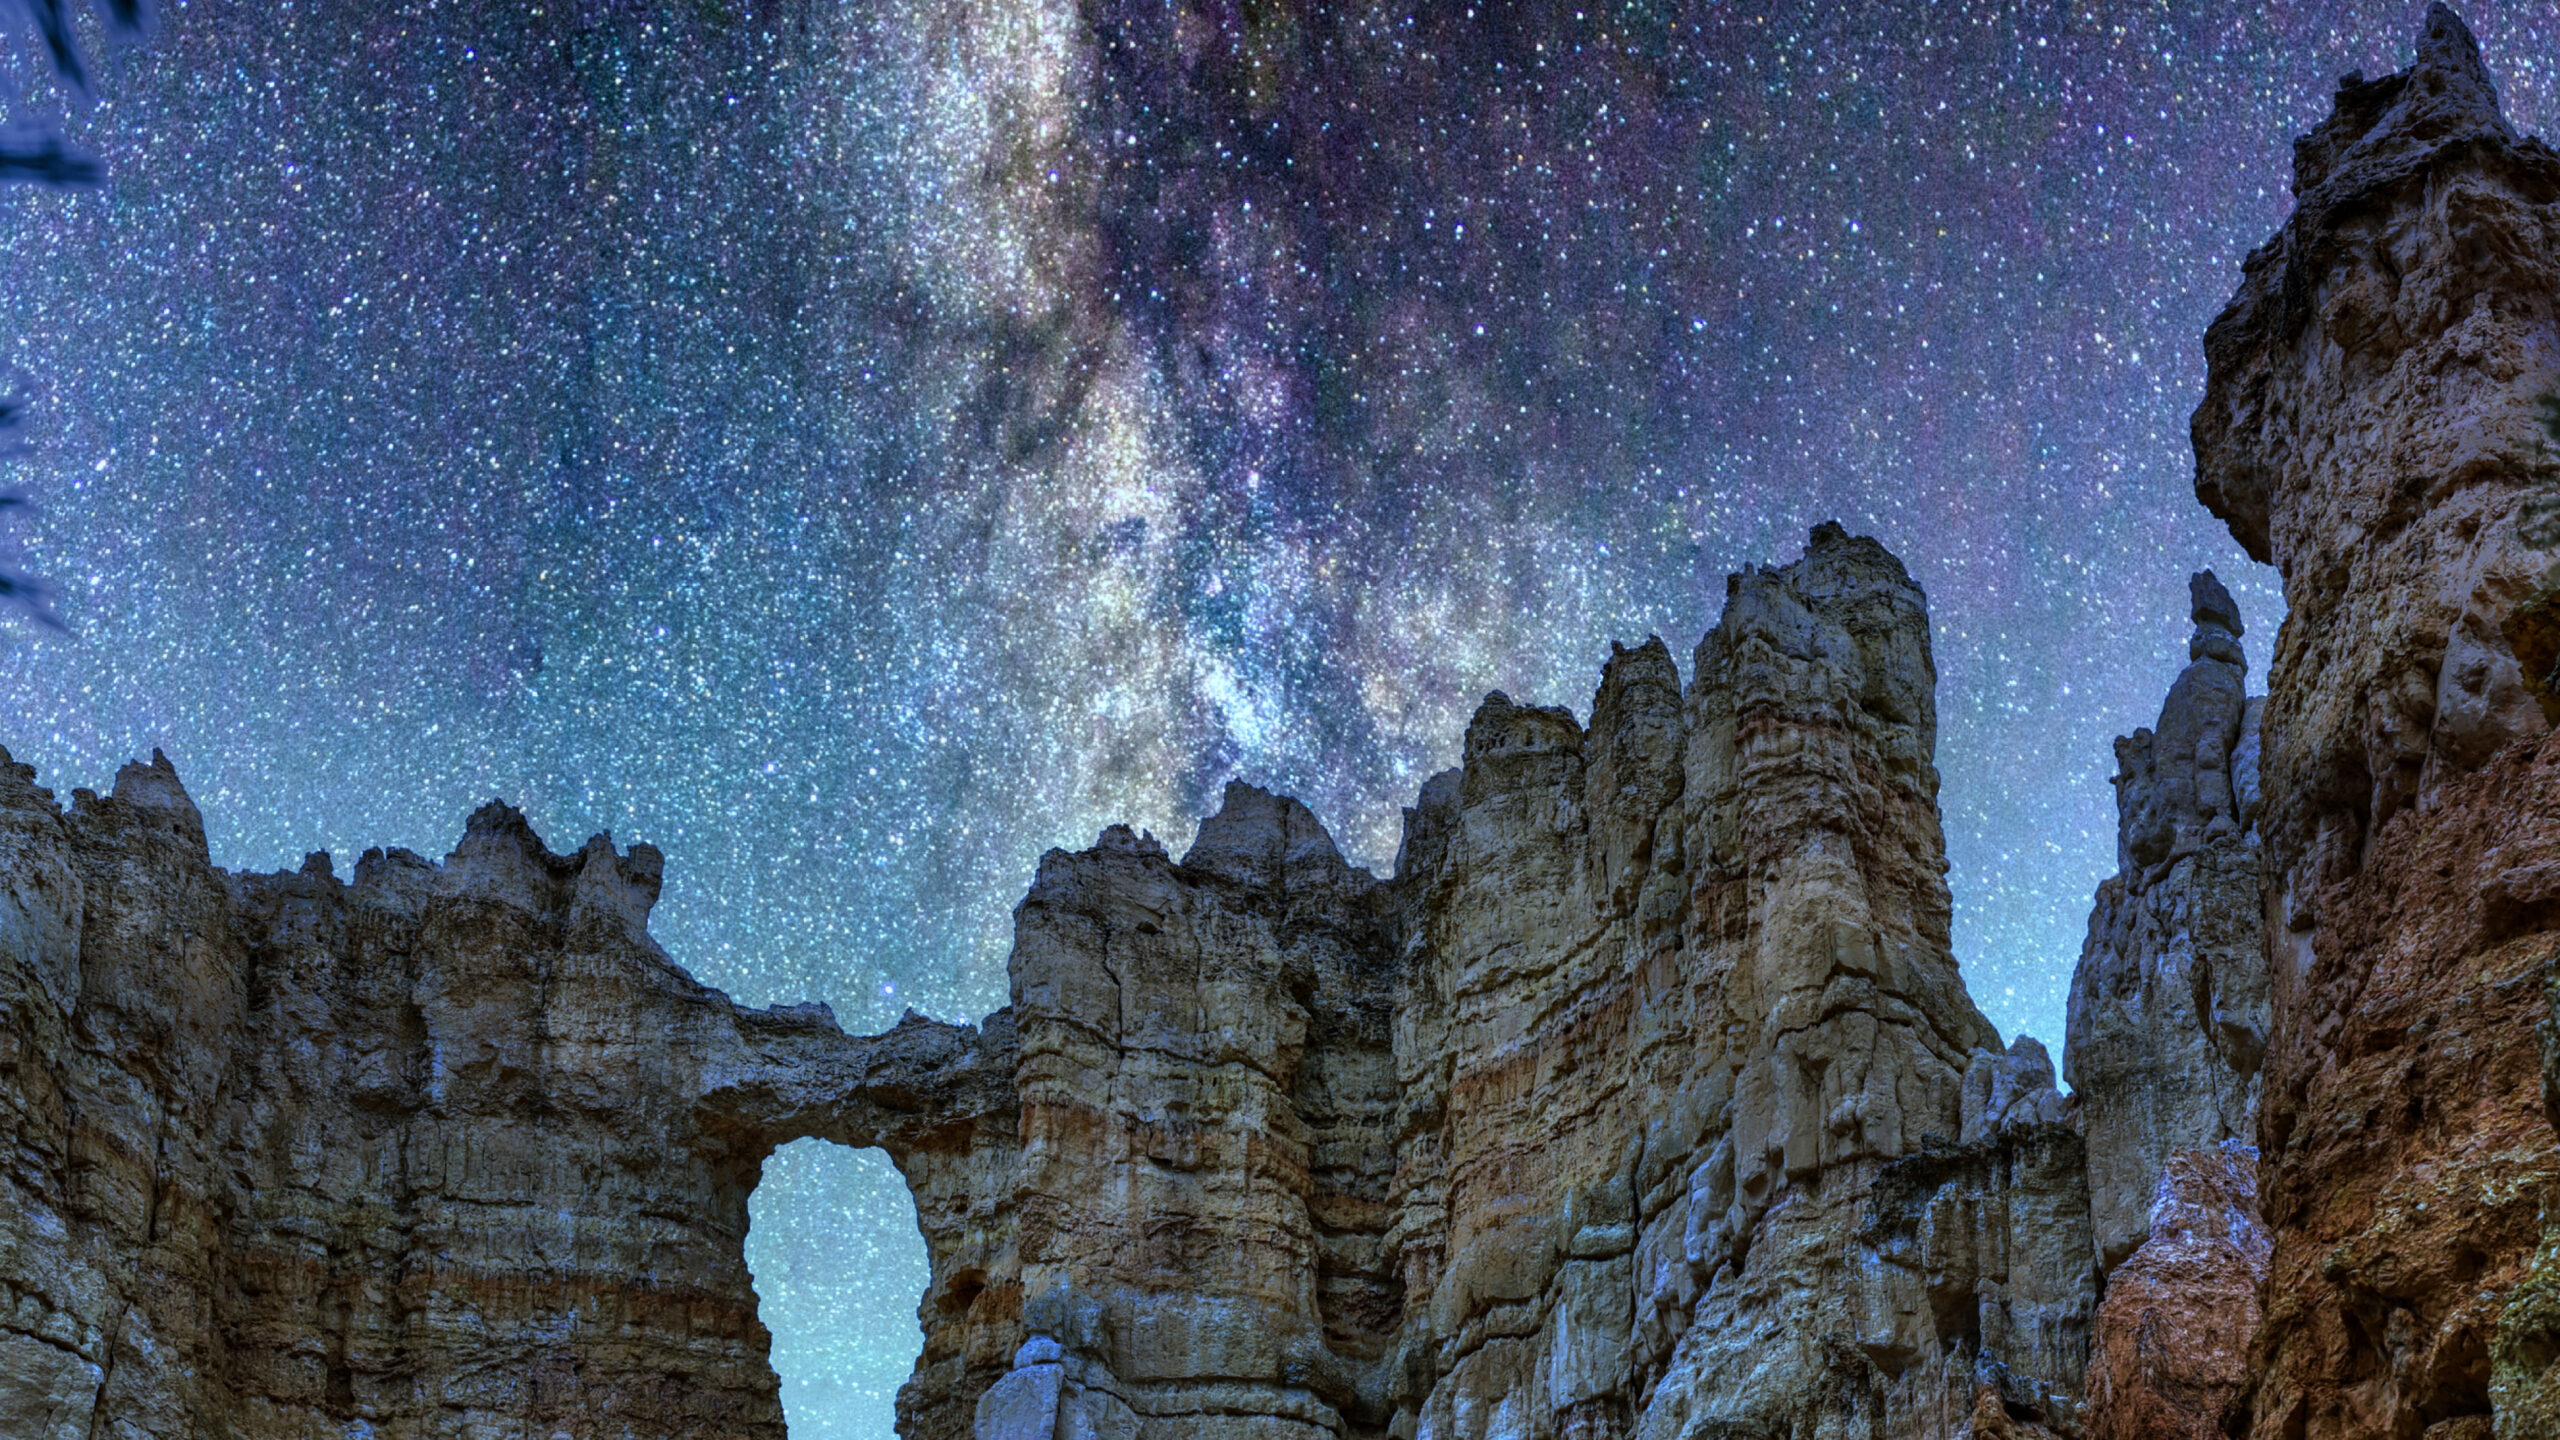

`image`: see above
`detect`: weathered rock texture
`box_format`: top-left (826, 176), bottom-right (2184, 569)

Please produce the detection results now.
top-left (989, 786), bottom-right (1401, 1437)
top-left (2490, 961), bottom-right (2560, 1433)
top-left (2190, 7), bottom-right (2560, 1436)
top-left (2064, 571), bottom-right (2267, 1276)
top-left (2080, 1143), bottom-right (2269, 1440)
top-left (29, 9), bottom-right (2560, 1439)
top-left (952, 524), bottom-right (2099, 1439)
top-left (1374, 526), bottom-right (2087, 1440)
top-left (0, 525), bottom-right (2111, 1440)
top-left (2061, 572), bottom-right (2272, 1440)
top-left (0, 752), bottom-right (1020, 1440)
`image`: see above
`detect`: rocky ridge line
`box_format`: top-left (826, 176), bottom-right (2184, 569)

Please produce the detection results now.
top-left (0, 523), bottom-right (2114, 1440)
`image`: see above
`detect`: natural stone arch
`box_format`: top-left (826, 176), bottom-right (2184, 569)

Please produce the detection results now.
top-left (2, 520), bottom-right (2109, 1440)
top-left (0, 752), bottom-right (1023, 1440)
top-left (744, 1138), bottom-right (939, 1433)
top-left (696, 1002), bottom-right (1023, 1440)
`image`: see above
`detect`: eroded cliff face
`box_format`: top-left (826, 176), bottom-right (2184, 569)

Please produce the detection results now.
top-left (948, 524), bottom-right (2098, 1440)
top-left (2080, 1144), bottom-right (2268, 1440)
top-left (2490, 963), bottom-right (2560, 1431)
top-left (2060, 572), bottom-right (2271, 1440)
top-left (1376, 526), bottom-right (2088, 1440)
top-left (0, 751), bottom-right (1019, 1440)
top-left (0, 523), bottom-right (2116, 1440)
top-left (980, 786), bottom-right (1402, 1438)
top-left (2190, 7), bottom-right (2560, 1436)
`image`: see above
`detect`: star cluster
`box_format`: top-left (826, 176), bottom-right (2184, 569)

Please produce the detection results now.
top-left (6, 1), bottom-right (2555, 1433)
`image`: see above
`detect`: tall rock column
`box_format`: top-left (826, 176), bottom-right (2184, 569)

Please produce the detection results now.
top-left (2065, 573), bottom-right (2272, 1440)
top-left (1622, 525), bottom-right (2085, 1437)
top-left (995, 785), bottom-right (1402, 1438)
top-left (2190, 8), bottom-right (2560, 1436)
top-left (1377, 524), bottom-right (2094, 1440)
top-left (2065, 571), bottom-right (2267, 1274)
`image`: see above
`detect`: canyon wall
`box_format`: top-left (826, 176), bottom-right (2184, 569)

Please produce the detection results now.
top-left (2189, 6), bottom-right (2560, 1436)
top-left (0, 525), bottom-right (2116, 1440)
top-left (0, 755), bottom-right (1021, 1440)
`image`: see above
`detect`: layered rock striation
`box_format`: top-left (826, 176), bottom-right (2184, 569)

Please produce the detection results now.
top-left (2191, 7), bottom-right (2560, 1436)
top-left (0, 525), bottom-right (2111, 1440)
top-left (0, 754), bottom-right (1019, 1440)
top-left (952, 523), bottom-right (2101, 1439)
top-left (983, 785), bottom-right (1402, 1437)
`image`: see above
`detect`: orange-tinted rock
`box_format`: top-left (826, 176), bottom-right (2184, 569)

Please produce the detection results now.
top-left (2191, 11), bottom-right (2560, 1435)
top-left (2083, 1143), bottom-right (2269, 1440)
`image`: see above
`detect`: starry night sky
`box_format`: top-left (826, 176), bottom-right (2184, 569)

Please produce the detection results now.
top-left (4, 1), bottom-right (2553, 1432)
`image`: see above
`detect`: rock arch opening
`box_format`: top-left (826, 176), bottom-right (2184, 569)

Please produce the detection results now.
top-left (746, 1139), bottom-right (932, 1438)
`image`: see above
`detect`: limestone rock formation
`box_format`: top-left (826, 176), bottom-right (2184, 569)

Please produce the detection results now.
top-left (0, 750), bottom-right (1020, 1440)
top-left (984, 785), bottom-right (1401, 1437)
top-left (1, 524), bottom-right (2112, 1440)
top-left (2064, 571), bottom-right (2267, 1274)
top-left (1377, 523), bottom-right (2089, 1440)
top-left (26, 7), bottom-right (2560, 1436)
top-left (1858, 1092), bottom-right (2096, 1435)
top-left (2191, 7), bottom-right (2560, 1435)
top-left (2060, 575), bottom-right (2273, 1440)
top-left (2081, 1144), bottom-right (2269, 1440)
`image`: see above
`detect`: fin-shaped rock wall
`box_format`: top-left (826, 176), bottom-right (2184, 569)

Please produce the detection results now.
top-left (0, 758), bottom-right (1019, 1440)
top-left (0, 525), bottom-right (2106, 1440)
top-left (2063, 571), bottom-right (2270, 1440)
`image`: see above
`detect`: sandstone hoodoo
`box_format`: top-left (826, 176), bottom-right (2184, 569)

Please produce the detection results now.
top-left (2064, 569), bottom-right (2267, 1279)
top-left (1377, 524), bottom-right (2086, 1438)
top-left (2189, 6), bottom-right (2560, 1437)
top-left (2061, 569), bottom-right (2272, 1440)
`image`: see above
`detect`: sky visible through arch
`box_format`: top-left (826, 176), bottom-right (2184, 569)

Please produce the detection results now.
top-left (8, 1), bottom-right (2557, 1432)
